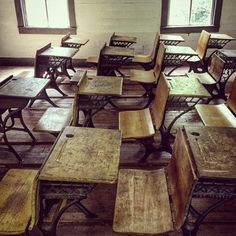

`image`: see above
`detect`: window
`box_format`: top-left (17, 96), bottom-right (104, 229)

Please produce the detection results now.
top-left (161, 0), bottom-right (223, 33)
top-left (15, 0), bottom-right (77, 34)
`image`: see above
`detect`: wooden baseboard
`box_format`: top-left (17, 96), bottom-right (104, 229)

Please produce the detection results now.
top-left (0, 57), bottom-right (89, 67)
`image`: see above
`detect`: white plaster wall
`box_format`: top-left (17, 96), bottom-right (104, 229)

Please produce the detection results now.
top-left (0, 0), bottom-right (235, 60)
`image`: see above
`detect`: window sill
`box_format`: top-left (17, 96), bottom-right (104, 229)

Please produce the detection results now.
top-left (18, 27), bottom-right (77, 35)
top-left (160, 25), bottom-right (220, 34)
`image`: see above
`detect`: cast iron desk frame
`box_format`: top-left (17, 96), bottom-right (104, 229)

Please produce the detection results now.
top-left (208, 33), bottom-right (235, 49)
top-left (38, 126), bottom-right (121, 236)
top-left (182, 126), bottom-right (236, 236)
top-left (0, 76), bottom-right (50, 162)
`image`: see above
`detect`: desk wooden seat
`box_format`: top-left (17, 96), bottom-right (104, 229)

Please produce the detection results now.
top-left (196, 78), bottom-right (236, 127)
top-left (33, 107), bottom-right (72, 135)
top-left (0, 169), bottom-right (38, 235)
top-left (86, 55), bottom-right (99, 65)
top-left (187, 30), bottom-right (210, 72)
top-left (113, 129), bottom-right (198, 234)
top-left (119, 73), bottom-right (170, 160)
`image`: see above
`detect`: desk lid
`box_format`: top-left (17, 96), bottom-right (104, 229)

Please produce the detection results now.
top-left (111, 35), bottom-right (137, 43)
top-left (39, 127), bottom-right (122, 184)
top-left (103, 46), bottom-right (134, 57)
top-left (165, 46), bottom-right (197, 56)
top-left (210, 33), bottom-right (234, 40)
top-left (184, 126), bottom-right (236, 180)
top-left (160, 34), bottom-right (184, 42)
top-left (78, 75), bottom-right (123, 96)
top-left (165, 76), bottom-right (211, 98)
top-left (39, 46), bottom-right (78, 58)
top-left (218, 49), bottom-right (236, 58)
top-left (65, 38), bottom-right (89, 45)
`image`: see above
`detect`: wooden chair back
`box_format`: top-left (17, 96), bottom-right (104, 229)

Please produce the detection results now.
top-left (150, 32), bottom-right (160, 62)
top-left (61, 33), bottom-right (71, 45)
top-left (208, 54), bottom-right (225, 82)
top-left (167, 129), bottom-right (198, 230)
top-left (153, 43), bottom-right (166, 79)
top-left (196, 30), bottom-right (210, 60)
top-left (97, 43), bottom-right (107, 76)
top-left (109, 32), bottom-right (116, 46)
top-left (226, 78), bottom-right (236, 114)
top-left (34, 43), bottom-right (51, 78)
top-left (151, 73), bottom-right (170, 130)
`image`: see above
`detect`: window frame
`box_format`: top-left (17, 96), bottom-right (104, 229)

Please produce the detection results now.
top-left (14, 0), bottom-right (77, 34)
top-left (160, 0), bottom-right (223, 34)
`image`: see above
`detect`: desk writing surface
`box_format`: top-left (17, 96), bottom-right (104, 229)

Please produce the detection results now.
top-left (65, 38), bottom-right (89, 45)
top-left (160, 34), bottom-right (184, 42)
top-left (111, 35), bottom-right (137, 43)
top-left (0, 77), bottom-right (50, 98)
top-left (184, 126), bottom-right (236, 180)
top-left (210, 33), bottom-right (234, 40)
top-left (103, 46), bottom-right (134, 57)
top-left (165, 76), bottom-right (211, 98)
top-left (39, 46), bottom-right (78, 58)
top-left (78, 76), bottom-right (123, 96)
top-left (218, 49), bottom-right (236, 58)
top-left (165, 46), bottom-right (197, 56)
top-left (39, 126), bottom-right (122, 184)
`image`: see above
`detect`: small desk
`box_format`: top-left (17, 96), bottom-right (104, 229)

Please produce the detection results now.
top-left (38, 126), bottom-right (121, 234)
top-left (160, 76), bottom-right (211, 152)
top-left (99, 46), bottom-right (135, 76)
top-left (215, 49), bottom-right (236, 99)
top-left (76, 73), bottom-right (123, 127)
top-left (160, 34), bottom-right (184, 46)
top-left (61, 37), bottom-right (89, 49)
top-left (0, 76), bottom-right (50, 161)
top-left (182, 126), bottom-right (236, 235)
top-left (163, 46), bottom-right (198, 72)
top-left (110, 34), bottom-right (137, 47)
top-left (208, 33), bottom-right (234, 49)
top-left (39, 46), bottom-right (78, 79)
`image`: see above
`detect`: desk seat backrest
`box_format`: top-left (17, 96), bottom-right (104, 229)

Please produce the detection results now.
top-left (226, 78), bottom-right (236, 114)
top-left (196, 30), bottom-right (210, 60)
top-left (167, 129), bottom-right (198, 230)
top-left (153, 43), bottom-right (166, 80)
top-left (150, 32), bottom-right (160, 62)
top-left (97, 43), bottom-right (107, 76)
top-left (61, 33), bottom-right (71, 46)
top-left (151, 73), bottom-right (169, 130)
top-left (34, 43), bottom-right (52, 78)
top-left (208, 54), bottom-right (225, 82)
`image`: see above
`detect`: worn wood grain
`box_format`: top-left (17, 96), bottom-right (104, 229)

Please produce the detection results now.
top-left (166, 76), bottom-right (211, 98)
top-left (33, 107), bottom-right (72, 134)
top-left (160, 34), bottom-right (184, 42)
top-left (78, 75), bottom-right (123, 96)
top-left (39, 127), bottom-right (121, 184)
top-left (195, 104), bottom-right (236, 127)
top-left (195, 30), bottom-right (210, 60)
top-left (39, 46), bottom-right (78, 58)
top-left (185, 126), bottom-right (236, 180)
top-left (130, 69), bottom-right (156, 83)
top-left (103, 46), bottom-right (134, 57)
top-left (166, 46), bottom-right (197, 56)
top-left (111, 34), bottom-right (137, 43)
top-left (113, 168), bottom-right (174, 234)
top-left (167, 129), bottom-right (198, 230)
top-left (119, 108), bottom-right (155, 139)
top-left (210, 33), bottom-right (234, 40)
top-left (0, 169), bottom-right (38, 234)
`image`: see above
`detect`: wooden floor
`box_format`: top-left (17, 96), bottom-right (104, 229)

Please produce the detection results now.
top-left (0, 66), bottom-right (236, 236)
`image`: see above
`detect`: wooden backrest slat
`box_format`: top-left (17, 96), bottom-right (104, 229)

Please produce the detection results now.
top-left (227, 78), bottom-right (236, 114)
top-left (34, 43), bottom-right (51, 77)
top-left (208, 54), bottom-right (225, 82)
top-left (61, 33), bottom-right (71, 45)
top-left (150, 32), bottom-right (160, 61)
top-left (196, 30), bottom-right (210, 60)
top-left (153, 43), bottom-right (166, 78)
top-left (151, 73), bottom-right (170, 129)
top-left (97, 43), bottom-right (108, 76)
top-left (167, 129), bottom-right (198, 230)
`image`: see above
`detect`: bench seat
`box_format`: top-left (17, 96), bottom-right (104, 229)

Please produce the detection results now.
top-left (195, 103), bottom-right (236, 127)
top-left (113, 168), bottom-right (174, 234)
top-left (0, 169), bottom-right (38, 235)
top-left (33, 107), bottom-right (72, 134)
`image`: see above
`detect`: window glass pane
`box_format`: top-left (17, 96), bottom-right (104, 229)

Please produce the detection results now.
top-left (190, 0), bottom-right (214, 25)
top-left (46, 0), bottom-right (70, 27)
top-left (168, 0), bottom-right (191, 26)
top-left (24, 0), bottom-right (48, 27)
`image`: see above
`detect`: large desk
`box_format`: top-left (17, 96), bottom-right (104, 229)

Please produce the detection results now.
top-left (38, 126), bottom-right (121, 235)
top-left (0, 76), bottom-right (50, 162)
top-left (182, 126), bottom-right (236, 235)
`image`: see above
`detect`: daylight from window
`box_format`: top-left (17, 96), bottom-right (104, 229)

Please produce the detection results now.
top-left (168, 0), bottom-right (214, 26)
top-left (24, 0), bottom-right (70, 28)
